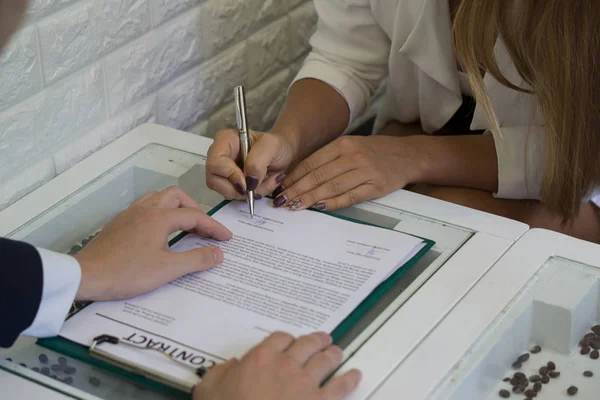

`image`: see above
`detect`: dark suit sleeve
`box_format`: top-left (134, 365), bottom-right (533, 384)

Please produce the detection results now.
top-left (0, 238), bottom-right (43, 348)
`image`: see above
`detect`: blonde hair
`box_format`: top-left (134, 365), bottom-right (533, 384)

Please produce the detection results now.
top-left (453, 0), bottom-right (600, 223)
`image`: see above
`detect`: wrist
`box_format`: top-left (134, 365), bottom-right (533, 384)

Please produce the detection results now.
top-left (270, 123), bottom-right (304, 165)
top-left (73, 253), bottom-right (99, 301)
top-left (386, 135), bottom-right (431, 185)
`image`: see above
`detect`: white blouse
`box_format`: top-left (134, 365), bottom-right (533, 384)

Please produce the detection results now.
top-left (293, 0), bottom-right (552, 201)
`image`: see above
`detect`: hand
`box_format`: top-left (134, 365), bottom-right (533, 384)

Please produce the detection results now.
top-left (271, 135), bottom-right (423, 211)
top-left (194, 332), bottom-right (361, 400)
top-left (206, 129), bottom-right (296, 200)
top-left (73, 187), bottom-right (232, 301)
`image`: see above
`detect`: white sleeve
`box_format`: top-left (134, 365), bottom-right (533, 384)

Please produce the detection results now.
top-left (487, 125), bottom-right (547, 200)
top-left (292, 0), bottom-right (390, 128)
top-left (21, 248), bottom-right (81, 338)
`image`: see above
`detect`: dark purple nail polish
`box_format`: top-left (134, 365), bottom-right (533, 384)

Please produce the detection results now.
top-left (272, 185), bottom-right (285, 198)
top-left (314, 202), bottom-right (327, 211)
top-left (273, 195), bottom-right (287, 208)
top-left (289, 199), bottom-right (303, 210)
top-left (234, 183), bottom-right (246, 196)
top-left (276, 173), bottom-right (287, 184)
top-left (254, 194), bottom-right (262, 200)
top-left (246, 176), bottom-right (259, 191)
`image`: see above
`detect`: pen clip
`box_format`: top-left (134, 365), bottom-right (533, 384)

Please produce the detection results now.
top-left (234, 86), bottom-right (248, 134)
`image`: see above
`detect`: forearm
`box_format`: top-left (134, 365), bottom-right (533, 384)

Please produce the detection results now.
top-left (410, 134), bottom-right (499, 193)
top-left (272, 79), bottom-right (350, 165)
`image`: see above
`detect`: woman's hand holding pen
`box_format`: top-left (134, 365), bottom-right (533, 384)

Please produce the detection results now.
top-left (206, 129), bottom-right (297, 199)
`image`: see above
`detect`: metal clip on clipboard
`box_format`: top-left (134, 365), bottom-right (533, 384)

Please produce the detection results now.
top-left (89, 334), bottom-right (208, 394)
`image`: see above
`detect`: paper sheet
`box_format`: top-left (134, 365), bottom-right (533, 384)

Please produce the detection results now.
top-left (59, 199), bottom-right (425, 386)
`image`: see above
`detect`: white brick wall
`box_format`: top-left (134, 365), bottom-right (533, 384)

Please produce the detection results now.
top-left (0, 0), bottom-right (317, 211)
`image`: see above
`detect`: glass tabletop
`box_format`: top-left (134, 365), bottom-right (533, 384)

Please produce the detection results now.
top-left (1, 143), bottom-right (474, 399)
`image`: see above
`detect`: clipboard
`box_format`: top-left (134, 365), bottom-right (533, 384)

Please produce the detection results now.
top-left (38, 199), bottom-right (435, 398)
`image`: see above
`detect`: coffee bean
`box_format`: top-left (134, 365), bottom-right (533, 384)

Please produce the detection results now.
top-left (524, 389), bottom-right (535, 397)
top-left (19, 363), bottom-right (26, 367)
top-left (58, 356), bottom-right (67, 365)
top-left (510, 377), bottom-right (519, 386)
top-left (584, 370), bottom-right (593, 377)
top-left (530, 345), bottom-right (542, 354)
top-left (585, 332), bottom-right (596, 339)
top-left (50, 375), bottom-right (57, 379)
top-left (40, 367), bottom-right (50, 375)
top-left (50, 364), bottom-right (62, 372)
top-left (512, 386), bottom-right (524, 394)
top-left (32, 367), bottom-right (40, 372)
top-left (518, 353), bottom-right (530, 362)
top-left (529, 375), bottom-right (541, 382)
top-left (547, 361), bottom-right (556, 370)
top-left (64, 366), bottom-right (76, 375)
top-left (580, 338), bottom-right (590, 347)
top-left (539, 366), bottom-right (548, 375)
top-left (89, 377), bottom-right (101, 387)
top-left (567, 385), bottom-right (578, 395)
top-left (534, 382), bottom-right (542, 392)
top-left (541, 375), bottom-right (550, 384)
top-left (592, 325), bottom-right (600, 335)
top-left (499, 389), bottom-right (511, 398)
top-left (549, 371), bottom-right (561, 378)
top-left (503, 377), bottom-right (511, 382)
top-left (512, 361), bottom-right (522, 369)
top-left (63, 376), bottom-right (73, 385)
top-left (38, 354), bottom-right (48, 364)
top-left (514, 372), bottom-right (526, 380)
top-left (591, 350), bottom-right (599, 359)
top-left (590, 339), bottom-right (600, 350)
top-left (581, 346), bottom-right (591, 355)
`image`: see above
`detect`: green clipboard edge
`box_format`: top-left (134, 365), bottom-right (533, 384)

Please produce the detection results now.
top-left (38, 200), bottom-right (434, 398)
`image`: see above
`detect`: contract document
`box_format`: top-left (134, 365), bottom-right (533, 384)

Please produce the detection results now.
top-left (59, 199), bottom-right (427, 388)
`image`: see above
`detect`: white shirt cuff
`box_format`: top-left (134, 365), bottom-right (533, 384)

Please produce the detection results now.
top-left (21, 248), bottom-right (81, 338)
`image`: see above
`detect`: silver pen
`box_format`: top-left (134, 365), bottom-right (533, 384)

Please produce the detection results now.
top-left (234, 86), bottom-right (254, 219)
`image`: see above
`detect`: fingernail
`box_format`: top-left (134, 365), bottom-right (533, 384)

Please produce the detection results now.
top-left (319, 332), bottom-right (333, 345)
top-left (289, 199), bottom-right (303, 210)
top-left (234, 183), bottom-right (246, 196)
top-left (314, 202), bottom-right (327, 211)
top-left (212, 247), bottom-right (224, 264)
top-left (276, 173), bottom-right (287, 184)
top-left (273, 195), bottom-right (288, 208)
top-left (272, 185), bottom-right (285, 198)
top-left (254, 194), bottom-right (262, 200)
top-left (246, 176), bottom-right (259, 191)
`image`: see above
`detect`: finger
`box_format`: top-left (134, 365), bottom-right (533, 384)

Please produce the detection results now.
top-left (257, 331), bottom-right (296, 353)
top-left (151, 186), bottom-right (202, 210)
top-left (244, 134), bottom-right (286, 190)
top-left (200, 358), bottom-right (239, 386)
top-left (313, 184), bottom-right (376, 212)
top-left (161, 208), bottom-right (232, 241)
top-left (285, 332), bottom-right (332, 365)
top-left (321, 369), bottom-right (362, 400)
top-left (276, 160), bottom-right (357, 209)
top-left (170, 246), bottom-right (225, 275)
top-left (255, 172), bottom-right (286, 197)
top-left (281, 141), bottom-right (344, 191)
top-left (304, 345), bottom-right (343, 383)
top-left (207, 130), bottom-right (247, 195)
top-left (207, 175), bottom-right (246, 200)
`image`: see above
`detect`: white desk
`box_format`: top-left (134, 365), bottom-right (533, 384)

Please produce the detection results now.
top-left (0, 124), bottom-right (528, 399)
